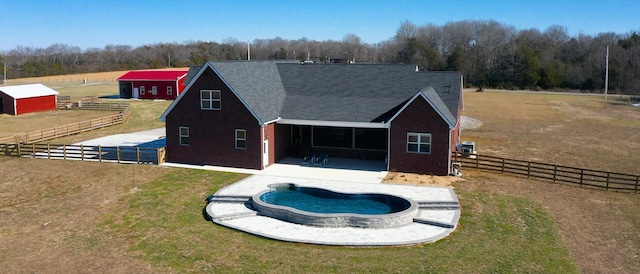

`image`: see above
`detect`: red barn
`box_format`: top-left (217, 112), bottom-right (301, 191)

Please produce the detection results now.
top-left (160, 61), bottom-right (463, 175)
top-left (0, 84), bottom-right (59, 115)
top-left (118, 70), bottom-right (188, 100)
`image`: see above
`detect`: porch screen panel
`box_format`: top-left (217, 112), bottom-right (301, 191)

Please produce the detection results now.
top-left (312, 126), bottom-right (352, 148)
top-left (354, 128), bottom-right (387, 150)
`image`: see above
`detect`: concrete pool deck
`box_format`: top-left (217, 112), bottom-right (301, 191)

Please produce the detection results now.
top-left (204, 174), bottom-right (461, 246)
top-left (162, 157), bottom-right (389, 183)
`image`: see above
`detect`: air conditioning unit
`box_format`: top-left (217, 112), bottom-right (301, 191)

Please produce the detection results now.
top-left (461, 141), bottom-right (476, 155)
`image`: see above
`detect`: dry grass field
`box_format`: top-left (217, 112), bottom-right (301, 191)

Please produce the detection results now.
top-left (461, 89), bottom-right (640, 174)
top-left (2, 67), bottom-right (189, 87)
top-left (0, 110), bottom-right (119, 138)
top-left (0, 78), bottom-right (638, 272)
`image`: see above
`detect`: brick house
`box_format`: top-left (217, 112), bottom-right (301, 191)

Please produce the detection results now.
top-left (118, 70), bottom-right (188, 100)
top-left (160, 61), bottom-right (463, 175)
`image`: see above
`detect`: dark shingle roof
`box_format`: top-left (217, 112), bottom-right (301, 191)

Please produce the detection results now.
top-left (276, 63), bottom-right (461, 125)
top-left (208, 61), bottom-right (286, 122)
top-left (174, 61), bottom-right (461, 126)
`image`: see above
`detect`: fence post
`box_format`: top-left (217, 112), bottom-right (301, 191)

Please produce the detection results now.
top-left (47, 143), bottom-right (51, 159)
top-left (580, 169), bottom-right (584, 187)
top-left (32, 143), bottom-right (35, 158)
top-left (63, 144), bottom-right (67, 159)
top-left (635, 176), bottom-right (639, 194)
top-left (98, 145), bottom-right (102, 162)
top-left (117, 146), bottom-right (121, 163)
top-left (501, 158), bottom-right (505, 174)
top-left (137, 147), bottom-right (140, 163)
top-left (17, 142), bottom-right (21, 156)
top-left (527, 162), bottom-right (531, 178)
top-left (475, 155), bottom-right (479, 171)
top-left (81, 144), bottom-right (84, 160)
top-left (553, 165), bottom-right (557, 183)
top-left (606, 172), bottom-right (610, 190)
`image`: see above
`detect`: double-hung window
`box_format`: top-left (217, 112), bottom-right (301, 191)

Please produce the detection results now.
top-left (201, 90), bottom-right (221, 110)
top-left (151, 86), bottom-right (158, 95)
top-left (167, 86), bottom-right (173, 96)
top-left (140, 86), bottom-right (145, 95)
top-left (235, 129), bottom-right (246, 149)
top-left (407, 133), bottom-right (431, 153)
top-left (179, 126), bottom-right (189, 146)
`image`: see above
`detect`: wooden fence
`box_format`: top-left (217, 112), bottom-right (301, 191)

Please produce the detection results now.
top-left (453, 152), bottom-right (640, 193)
top-left (0, 102), bottom-right (130, 144)
top-left (1, 143), bottom-right (166, 164)
top-left (57, 96), bottom-right (99, 108)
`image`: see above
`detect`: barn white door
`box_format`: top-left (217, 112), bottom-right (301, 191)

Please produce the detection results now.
top-left (133, 87), bottom-right (139, 98)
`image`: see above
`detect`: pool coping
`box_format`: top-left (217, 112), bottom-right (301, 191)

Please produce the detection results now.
top-left (205, 175), bottom-right (461, 246)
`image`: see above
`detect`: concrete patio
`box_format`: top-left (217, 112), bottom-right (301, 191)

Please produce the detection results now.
top-left (163, 156), bottom-right (389, 183)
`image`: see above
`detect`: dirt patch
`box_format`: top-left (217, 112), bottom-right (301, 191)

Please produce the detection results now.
top-left (383, 172), bottom-right (464, 187)
top-left (460, 115), bottom-right (483, 130)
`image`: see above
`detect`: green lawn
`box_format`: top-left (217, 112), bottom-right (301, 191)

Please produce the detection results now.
top-left (100, 169), bottom-right (578, 273)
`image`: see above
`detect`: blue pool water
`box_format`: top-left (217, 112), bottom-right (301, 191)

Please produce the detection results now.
top-left (259, 186), bottom-right (410, 215)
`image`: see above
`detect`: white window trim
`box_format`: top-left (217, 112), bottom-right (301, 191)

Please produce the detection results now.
top-left (140, 86), bottom-right (145, 95)
top-left (201, 90), bottom-right (221, 110)
top-left (235, 129), bottom-right (247, 149)
top-left (179, 126), bottom-right (189, 146)
top-left (152, 86), bottom-right (158, 95)
top-left (167, 86), bottom-right (173, 95)
top-left (407, 132), bottom-right (431, 154)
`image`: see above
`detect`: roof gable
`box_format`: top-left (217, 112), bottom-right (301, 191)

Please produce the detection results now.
top-left (0, 84), bottom-right (58, 99)
top-left (118, 70), bottom-right (188, 81)
top-left (159, 62), bottom-right (282, 124)
top-left (386, 87), bottom-right (457, 129)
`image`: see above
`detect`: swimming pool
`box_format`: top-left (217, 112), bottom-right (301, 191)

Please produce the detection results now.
top-left (251, 183), bottom-right (419, 228)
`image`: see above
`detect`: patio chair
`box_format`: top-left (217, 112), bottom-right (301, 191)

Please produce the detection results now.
top-left (301, 152), bottom-right (316, 165)
top-left (314, 153), bottom-right (329, 166)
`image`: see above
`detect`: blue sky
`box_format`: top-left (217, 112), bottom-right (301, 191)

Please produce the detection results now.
top-left (1, 0), bottom-right (638, 51)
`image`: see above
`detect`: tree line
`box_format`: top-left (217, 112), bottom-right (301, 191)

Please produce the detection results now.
top-left (1, 19), bottom-right (639, 94)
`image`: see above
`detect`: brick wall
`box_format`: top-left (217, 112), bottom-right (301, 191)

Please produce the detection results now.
top-left (389, 97), bottom-right (452, 175)
top-left (166, 66), bottom-right (262, 169)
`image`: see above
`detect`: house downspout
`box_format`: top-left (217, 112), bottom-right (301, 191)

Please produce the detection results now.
top-left (261, 125), bottom-right (265, 169)
top-left (448, 129), bottom-right (452, 175)
top-left (386, 124), bottom-right (391, 171)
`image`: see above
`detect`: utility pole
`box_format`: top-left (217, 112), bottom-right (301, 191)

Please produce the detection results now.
top-left (247, 41), bottom-right (251, 61)
top-left (604, 46), bottom-right (609, 108)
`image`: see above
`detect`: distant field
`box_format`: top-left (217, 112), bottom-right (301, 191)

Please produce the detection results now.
top-left (461, 90), bottom-right (640, 174)
top-left (1, 67), bottom-right (189, 88)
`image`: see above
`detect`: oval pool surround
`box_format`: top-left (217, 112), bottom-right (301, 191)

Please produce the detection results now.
top-left (251, 183), bottom-right (419, 228)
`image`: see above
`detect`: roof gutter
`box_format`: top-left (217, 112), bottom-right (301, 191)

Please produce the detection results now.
top-left (278, 118), bottom-right (388, 129)
top-left (262, 117), bottom-right (281, 126)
